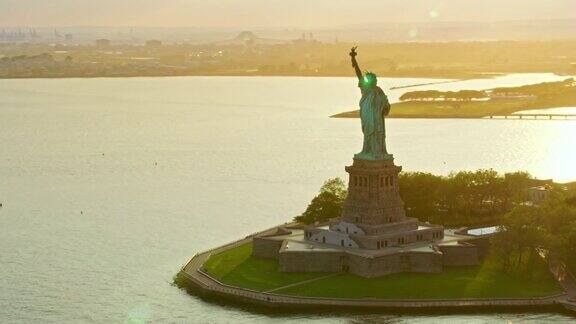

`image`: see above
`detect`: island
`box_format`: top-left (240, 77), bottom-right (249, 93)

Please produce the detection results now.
top-left (332, 78), bottom-right (576, 119)
top-left (175, 53), bottom-right (576, 311)
top-left (174, 172), bottom-right (576, 310)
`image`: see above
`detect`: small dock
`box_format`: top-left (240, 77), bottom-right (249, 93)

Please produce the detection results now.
top-left (489, 113), bottom-right (576, 120)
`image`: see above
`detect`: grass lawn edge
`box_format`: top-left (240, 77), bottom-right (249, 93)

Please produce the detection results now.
top-left (200, 242), bottom-right (563, 300)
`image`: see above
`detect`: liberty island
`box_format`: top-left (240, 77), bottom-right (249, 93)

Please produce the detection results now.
top-left (175, 50), bottom-right (570, 311)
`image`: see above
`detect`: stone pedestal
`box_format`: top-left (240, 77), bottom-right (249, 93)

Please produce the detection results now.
top-left (341, 157), bottom-right (407, 226)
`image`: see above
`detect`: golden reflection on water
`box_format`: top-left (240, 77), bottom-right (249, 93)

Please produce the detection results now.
top-left (544, 121), bottom-right (576, 183)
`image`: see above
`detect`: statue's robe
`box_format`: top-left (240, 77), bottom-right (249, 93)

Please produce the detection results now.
top-left (356, 83), bottom-right (391, 160)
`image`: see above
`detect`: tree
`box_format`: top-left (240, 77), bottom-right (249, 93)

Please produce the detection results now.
top-left (294, 178), bottom-right (347, 224)
top-left (562, 223), bottom-right (576, 271)
top-left (494, 188), bottom-right (576, 274)
top-left (457, 90), bottom-right (487, 101)
top-left (399, 90), bottom-right (487, 102)
top-left (398, 172), bottom-right (444, 222)
top-left (443, 91), bottom-right (458, 101)
top-left (501, 171), bottom-right (532, 210)
top-left (399, 90), bottom-right (443, 102)
top-left (495, 206), bottom-right (546, 272)
top-left (399, 92), bottom-right (416, 101)
top-left (297, 170), bottom-right (537, 228)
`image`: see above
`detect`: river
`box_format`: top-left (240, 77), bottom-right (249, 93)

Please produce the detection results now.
top-left (0, 74), bottom-right (575, 323)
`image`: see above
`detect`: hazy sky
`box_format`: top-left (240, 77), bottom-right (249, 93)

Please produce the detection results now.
top-left (1, 0), bottom-right (575, 28)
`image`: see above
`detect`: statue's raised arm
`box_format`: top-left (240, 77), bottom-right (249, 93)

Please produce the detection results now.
top-left (350, 47), bottom-right (363, 82)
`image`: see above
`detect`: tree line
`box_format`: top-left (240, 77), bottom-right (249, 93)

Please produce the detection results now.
top-left (398, 170), bottom-right (535, 226)
top-left (296, 171), bottom-right (576, 273)
top-left (493, 191), bottom-right (576, 274)
top-left (399, 90), bottom-right (487, 102)
top-left (398, 79), bottom-right (575, 103)
top-left (295, 169), bottom-right (537, 227)
top-left (491, 78), bottom-right (575, 97)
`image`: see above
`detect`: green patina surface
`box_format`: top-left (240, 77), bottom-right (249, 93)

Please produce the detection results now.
top-left (203, 243), bottom-right (562, 299)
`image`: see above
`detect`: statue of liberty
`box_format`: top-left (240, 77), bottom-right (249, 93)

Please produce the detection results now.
top-left (350, 47), bottom-right (392, 161)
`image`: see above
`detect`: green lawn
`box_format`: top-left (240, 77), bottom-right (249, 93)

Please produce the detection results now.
top-left (203, 243), bottom-right (562, 299)
top-left (203, 243), bottom-right (325, 292)
top-left (276, 259), bottom-right (561, 299)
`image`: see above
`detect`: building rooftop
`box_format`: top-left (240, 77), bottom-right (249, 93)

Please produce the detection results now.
top-left (271, 227), bottom-right (476, 258)
top-left (467, 226), bottom-right (499, 236)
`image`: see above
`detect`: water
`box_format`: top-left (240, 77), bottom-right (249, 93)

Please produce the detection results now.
top-left (0, 74), bottom-right (575, 323)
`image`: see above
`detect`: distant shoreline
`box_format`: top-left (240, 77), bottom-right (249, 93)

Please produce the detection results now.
top-left (2, 71), bottom-right (571, 82)
top-left (0, 71), bottom-right (492, 81)
top-left (331, 111), bottom-right (576, 120)
top-left (0, 74), bottom-right (455, 80)
top-left (331, 111), bottom-right (483, 119)
top-left (331, 107), bottom-right (576, 120)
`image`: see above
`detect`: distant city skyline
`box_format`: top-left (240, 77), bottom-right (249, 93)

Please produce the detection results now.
top-left (0, 0), bottom-right (575, 28)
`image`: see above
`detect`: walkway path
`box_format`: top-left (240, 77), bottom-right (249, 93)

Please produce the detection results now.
top-left (265, 273), bottom-right (339, 293)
